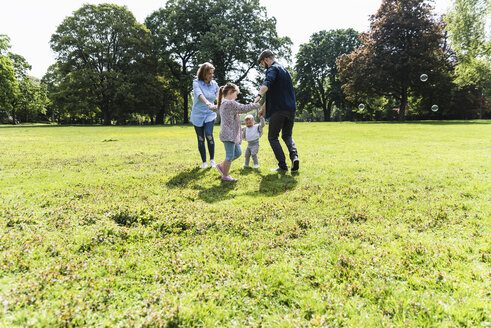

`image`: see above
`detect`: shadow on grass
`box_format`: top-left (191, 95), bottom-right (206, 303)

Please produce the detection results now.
top-left (198, 180), bottom-right (238, 203)
top-left (198, 170), bottom-right (299, 203)
top-left (257, 171), bottom-right (298, 195)
top-left (166, 167), bottom-right (207, 189)
top-left (352, 120), bottom-right (490, 125)
top-left (238, 166), bottom-right (263, 176)
top-left (241, 171), bottom-right (299, 198)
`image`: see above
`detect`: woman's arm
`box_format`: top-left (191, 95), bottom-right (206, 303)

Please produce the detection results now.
top-left (193, 80), bottom-right (214, 107)
top-left (199, 94), bottom-right (213, 107)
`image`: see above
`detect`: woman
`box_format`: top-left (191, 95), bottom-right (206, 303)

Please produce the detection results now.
top-left (190, 62), bottom-right (219, 168)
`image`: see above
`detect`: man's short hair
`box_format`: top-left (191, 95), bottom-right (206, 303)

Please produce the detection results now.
top-left (257, 49), bottom-right (275, 63)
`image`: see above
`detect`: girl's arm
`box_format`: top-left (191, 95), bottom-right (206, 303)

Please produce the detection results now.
top-left (233, 101), bottom-right (260, 114)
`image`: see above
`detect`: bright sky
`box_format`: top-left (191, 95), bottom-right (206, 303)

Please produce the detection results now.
top-left (0, 0), bottom-right (452, 78)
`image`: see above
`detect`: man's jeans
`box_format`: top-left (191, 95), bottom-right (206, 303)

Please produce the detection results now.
top-left (268, 111), bottom-right (298, 170)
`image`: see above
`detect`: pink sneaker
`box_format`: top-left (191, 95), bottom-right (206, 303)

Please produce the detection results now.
top-left (216, 163), bottom-right (224, 176)
top-left (221, 175), bottom-right (237, 181)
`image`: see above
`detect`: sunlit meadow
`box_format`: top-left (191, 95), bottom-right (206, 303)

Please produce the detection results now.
top-left (0, 121), bottom-right (489, 327)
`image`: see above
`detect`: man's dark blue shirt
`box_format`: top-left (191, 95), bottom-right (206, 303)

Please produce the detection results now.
top-left (262, 61), bottom-right (297, 118)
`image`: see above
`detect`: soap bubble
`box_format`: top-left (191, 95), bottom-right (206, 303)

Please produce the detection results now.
top-left (358, 103), bottom-right (365, 111)
top-left (420, 74), bottom-right (428, 82)
top-left (431, 105), bottom-right (439, 112)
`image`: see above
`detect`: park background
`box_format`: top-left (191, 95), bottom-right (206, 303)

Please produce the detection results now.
top-left (0, 0), bottom-right (490, 327)
top-left (0, 0), bottom-right (490, 124)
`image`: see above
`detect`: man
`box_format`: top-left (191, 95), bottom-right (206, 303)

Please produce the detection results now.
top-left (255, 49), bottom-right (299, 172)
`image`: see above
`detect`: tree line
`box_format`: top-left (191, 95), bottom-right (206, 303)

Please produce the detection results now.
top-left (0, 0), bottom-right (489, 125)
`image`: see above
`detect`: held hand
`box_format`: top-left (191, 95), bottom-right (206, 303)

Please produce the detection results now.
top-left (258, 107), bottom-right (265, 118)
top-left (254, 96), bottom-right (261, 103)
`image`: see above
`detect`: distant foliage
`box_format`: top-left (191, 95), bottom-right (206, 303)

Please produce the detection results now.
top-left (145, 0), bottom-right (291, 123)
top-left (49, 4), bottom-right (160, 125)
top-left (337, 0), bottom-right (453, 121)
top-left (445, 0), bottom-right (490, 116)
top-left (295, 29), bottom-right (361, 121)
top-left (0, 34), bottom-right (48, 124)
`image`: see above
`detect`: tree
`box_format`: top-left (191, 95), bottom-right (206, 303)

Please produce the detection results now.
top-left (197, 0), bottom-right (291, 89)
top-left (50, 4), bottom-right (155, 125)
top-left (145, 0), bottom-right (291, 123)
top-left (0, 35), bottom-right (19, 124)
top-left (1, 36), bottom-right (48, 124)
top-left (295, 29), bottom-right (360, 121)
top-left (338, 0), bottom-right (449, 121)
top-left (16, 76), bottom-right (48, 123)
top-left (445, 0), bottom-right (490, 115)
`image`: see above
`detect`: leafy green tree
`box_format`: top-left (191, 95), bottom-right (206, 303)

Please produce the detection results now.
top-left (145, 0), bottom-right (205, 124)
top-left (338, 0), bottom-right (449, 121)
top-left (145, 0), bottom-right (291, 123)
top-left (1, 37), bottom-right (48, 124)
top-left (197, 0), bottom-right (291, 88)
top-left (445, 0), bottom-right (490, 114)
top-left (16, 77), bottom-right (48, 122)
top-left (0, 35), bottom-right (19, 124)
top-left (50, 4), bottom-right (155, 125)
top-left (154, 62), bottom-right (183, 124)
top-left (295, 29), bottom-right (360, 121)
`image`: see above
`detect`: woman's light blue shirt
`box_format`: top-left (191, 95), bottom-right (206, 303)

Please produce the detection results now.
top-left (190, 79), bottom-right (219, 127)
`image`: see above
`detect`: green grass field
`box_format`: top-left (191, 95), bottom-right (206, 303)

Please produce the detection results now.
top-left (0, 121), bottom-right (490, 327)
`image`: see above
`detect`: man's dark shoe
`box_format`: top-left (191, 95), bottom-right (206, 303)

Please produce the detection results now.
top-left (291, 157), bottom-right (299, 171)
top-left (270, 167), bottom-right (288, 172)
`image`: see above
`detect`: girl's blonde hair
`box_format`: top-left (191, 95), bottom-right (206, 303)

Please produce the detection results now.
top-left (217, 82), bottom-right (239, 110)
top-left (197, 62), bottom-right (215, 81)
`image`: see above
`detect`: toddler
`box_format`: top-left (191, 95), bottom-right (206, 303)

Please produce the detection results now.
top-left (211, 83), bottom-right (260, 181)
top-left (241, 114), bottom-right (265, 168)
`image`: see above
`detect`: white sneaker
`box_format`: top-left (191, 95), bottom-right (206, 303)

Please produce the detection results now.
top-left (210, 159), bottom-right (216, 168)
top-left (200, 162), bottom-right (208, 169)
top-left (253, 164), bottom-right (259, 169)
top-left (241, 163), bottom-right (249, 167)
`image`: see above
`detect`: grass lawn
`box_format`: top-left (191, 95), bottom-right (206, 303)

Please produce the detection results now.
top-left (0, 121), bottom-right (490, 327)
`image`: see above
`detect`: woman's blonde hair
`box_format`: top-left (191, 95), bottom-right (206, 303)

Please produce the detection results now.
top-left (197, 62), bottom-right (215, 81)
top-left (217, 82), bottom-right (239, 110)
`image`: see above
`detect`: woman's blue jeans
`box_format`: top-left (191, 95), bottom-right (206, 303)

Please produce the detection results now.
top-left (194, 120), bottom-right (215, 162)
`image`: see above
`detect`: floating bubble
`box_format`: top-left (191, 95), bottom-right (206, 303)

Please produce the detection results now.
top-left (431, 104), bottom-right (439, 112)
top-left (358, 103), bottom-right (365, 111)
top-left (420, 74), bottom-right (428, 82)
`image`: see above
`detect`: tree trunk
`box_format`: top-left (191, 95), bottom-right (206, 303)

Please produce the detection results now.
top-left (11, 109), bottom-right (16, 125)
top-left (156, 108), bottom-right (165, 125)
top-left (324, 99), bottom-right (334, 122)
top-left (182, 86), bottom-right (189, 124)
top-left (399, 88), bottom-right (408, 121)
top-left (103, 109), bottom-right (111, 126)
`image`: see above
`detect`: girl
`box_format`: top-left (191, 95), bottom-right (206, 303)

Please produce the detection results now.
top-left (212, 83), bottom-right (260, 181)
